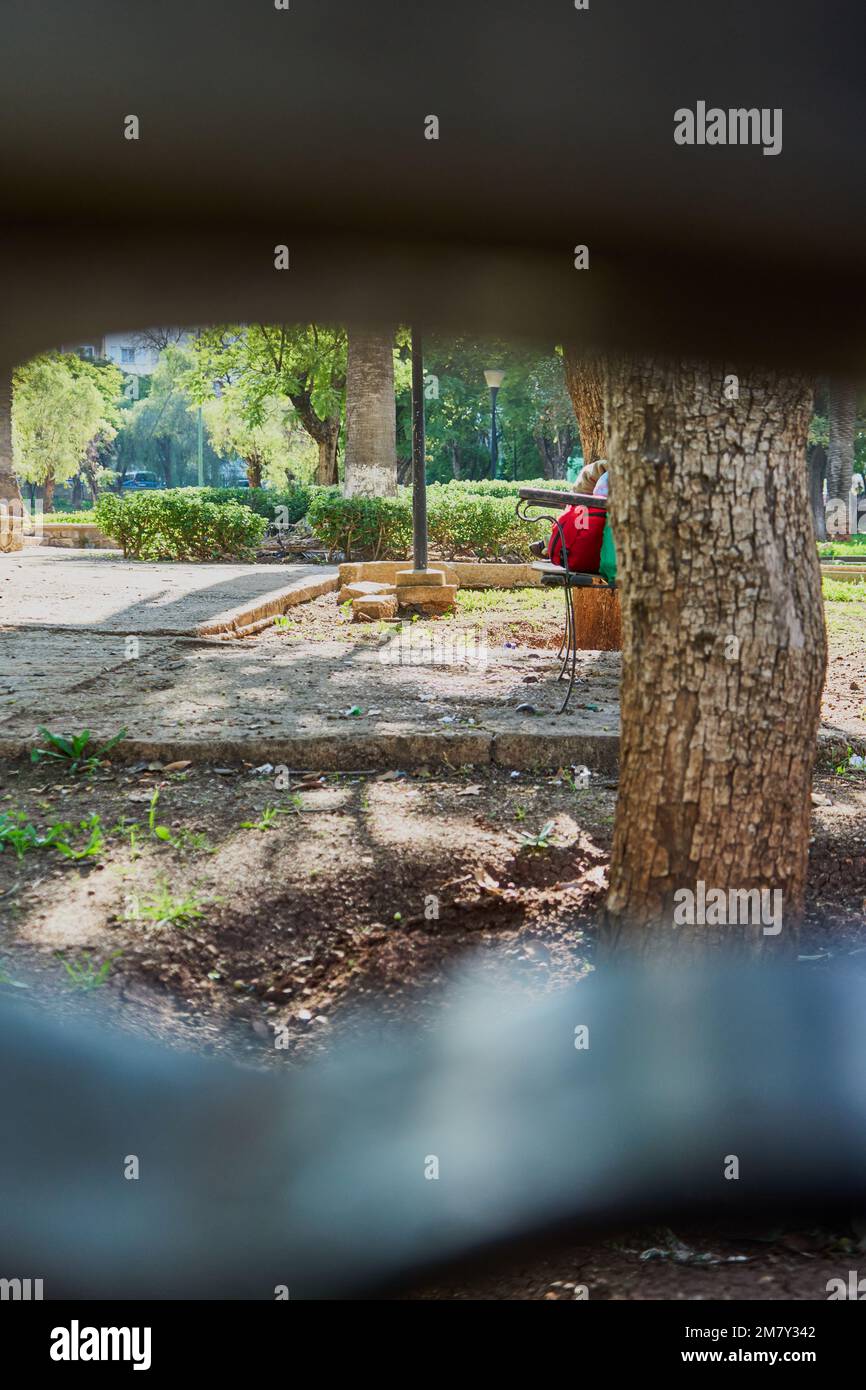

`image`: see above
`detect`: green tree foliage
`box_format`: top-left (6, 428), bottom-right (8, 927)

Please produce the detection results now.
top-left (406, 338), bottom-right (577, 484)
top-left (186, 325), bottom-right (347, 485)
top-left (12, 354), bottom-right (121, 510)
top-left (202, 386), bottom-right (317, 488)
top-left (114, 347), bottom-right (220, 488)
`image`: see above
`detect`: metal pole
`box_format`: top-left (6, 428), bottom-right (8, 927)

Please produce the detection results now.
top-left (411, 327), bottom-right (428, 571)
top-left (489, 385), bottom-right (499, 479)
top-left (197, 405), bottom-right (204, 486)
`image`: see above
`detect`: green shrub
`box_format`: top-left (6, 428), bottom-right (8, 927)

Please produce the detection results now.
top-left (94, 491), bottom-right (267, 561)
top-left (305, 486), bottom-right (532, 560)
top-left (200, 484), bottom-right (311, 526)
top-left (306, 491), bottom-right (413, 560)
top-left (436, 477), bottom-right (568, 499)
top-left (426, 486), bottom-right (529, 558)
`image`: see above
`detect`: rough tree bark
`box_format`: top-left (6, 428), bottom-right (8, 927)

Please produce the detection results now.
top-left (289, 393), bottom-right (339, 487)
top-left (600, 360), bottom-right (826, 958)
top-left (343, 327), bottom-right (397, 497)
top-left (807, 443), bottom-right (827, 541)
top-left (826, 380), bottom-right (857, 509)
top-left (562, 349), bottom-right (606, 464)
top-left (0, 372), bottom-right (24, 552)
top-left (245, 452), bottom-right (263, 489)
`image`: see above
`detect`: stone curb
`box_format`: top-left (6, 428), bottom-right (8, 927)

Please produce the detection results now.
top-left (196, 571), bottom-right (339, 636)
top-left (0, 728), bottom-right (620, 772)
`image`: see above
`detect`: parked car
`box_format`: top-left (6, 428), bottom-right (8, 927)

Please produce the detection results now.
top-left (121, 471), bottom-right (161, 492)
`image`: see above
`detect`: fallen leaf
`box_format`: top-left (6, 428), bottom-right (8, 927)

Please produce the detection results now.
top-left (473, 867), bottom-right (502, 894)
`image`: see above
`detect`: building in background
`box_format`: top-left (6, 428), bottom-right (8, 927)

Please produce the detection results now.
top-left (63, 329), bottom-right (189, 378)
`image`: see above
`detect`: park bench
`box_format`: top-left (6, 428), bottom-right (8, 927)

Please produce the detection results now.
top-left (515, 487), bottom-right (621, 712)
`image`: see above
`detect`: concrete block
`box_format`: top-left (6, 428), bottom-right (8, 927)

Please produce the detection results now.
top-left (352, 595), bottom-right (399, 621)
top-left (394, 568), bottom-right (446, 588)
top-left (396, 584), bottom-right (458, 609)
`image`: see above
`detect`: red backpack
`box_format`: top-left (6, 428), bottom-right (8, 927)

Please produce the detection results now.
top-left (548, 501), bottom-right (607, 572)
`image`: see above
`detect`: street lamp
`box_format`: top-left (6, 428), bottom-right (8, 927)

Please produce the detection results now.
top-left (483, 368), bottom-right (505, 479)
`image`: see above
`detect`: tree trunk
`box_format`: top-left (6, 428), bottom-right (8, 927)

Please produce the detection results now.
top-left (246, 453), bottom-right (263, 489)
top-left (343, 327), bottom-right (397, 497)
top-left (42, 474), bottom-right (56, 513)
top-left (563, 349), bottom-right (607, 465)
top-left (449, 443), bottom-right (462, 479)
top-left (600, 360), bottom-right (826, 959)
top-left (315, 421), bottom-right (339, 485)
top-left (0, 371), bottom-right (24, 552)
top-left (826, 380), bottom-right (857, 534)
top-left (808, 443), bottom-right (827, 541)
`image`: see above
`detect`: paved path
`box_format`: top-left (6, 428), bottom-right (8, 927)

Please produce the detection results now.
top-left (0, 550), bottom-right (337, 636)
top-left (0, 624), bottom-right (623, 772)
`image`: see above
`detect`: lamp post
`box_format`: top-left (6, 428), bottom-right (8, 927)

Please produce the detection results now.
top-left (483, 368), bottom-right (505, 479)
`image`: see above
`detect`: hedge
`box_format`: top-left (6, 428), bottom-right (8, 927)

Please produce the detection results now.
top-left (434, 477), bottom-right (568, 498)
top-left (100, 477), bottom-right (566, 561)
top-left (199, 484), bottom-right (312, 527)
top-left (306, 491), bottom-right (414, 560)
top-left (94, 491), bottom-right (267, 561)
top-left (306, 486), bottom-right (531, 560)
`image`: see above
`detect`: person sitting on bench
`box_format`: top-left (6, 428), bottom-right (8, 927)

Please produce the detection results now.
top-left (529, 459), bottom-right (609, 572)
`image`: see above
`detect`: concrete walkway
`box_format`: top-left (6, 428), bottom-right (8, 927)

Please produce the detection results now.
top-left (0, 551), bottom-right (860, 774)
top-left (0, 549), bottom-right (338, 636)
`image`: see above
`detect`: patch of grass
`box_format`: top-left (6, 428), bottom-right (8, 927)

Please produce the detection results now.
top-left (0, 811), bottom-right (52, 859)
top-left (822, 578), bottom-right (866, 603)
top-left (51, 813), bottom-right (106, 861)
top-left (56, 950), bottom-right (121, 991)
top-left (31, 726), bottom-right (126, 776)
top-left (818, 537), bottom-right (866, 558)
top-left (125, 883), bottom-right (206, 930)
top-left (0, 810), bottom-right (106, 861)
top-left (453, 587), bottom-right (559, 618)
top-left (240, 801), bottom-right (300, 831)
top-left (41, 509), bottom-right (97, 524)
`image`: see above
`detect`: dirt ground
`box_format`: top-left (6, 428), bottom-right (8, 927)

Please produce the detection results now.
top-left (1, 746), bottom-right (865, 1300)
top-left (1, 580), bottom-right (864, 1300)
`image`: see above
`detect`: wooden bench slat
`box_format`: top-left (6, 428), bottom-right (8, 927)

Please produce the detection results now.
top-left (517, 488), bottom-right (608, 511)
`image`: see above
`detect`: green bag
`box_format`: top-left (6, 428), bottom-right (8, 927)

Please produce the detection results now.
top-left (599, 520), bottom-right (617, 586)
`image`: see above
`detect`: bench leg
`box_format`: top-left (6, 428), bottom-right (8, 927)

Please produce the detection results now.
top-left (556, 582), bottom-right (579, 713)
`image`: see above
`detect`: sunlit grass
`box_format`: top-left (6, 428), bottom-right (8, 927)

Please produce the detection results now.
top-left (822, 579), bottom-right (866, 603)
